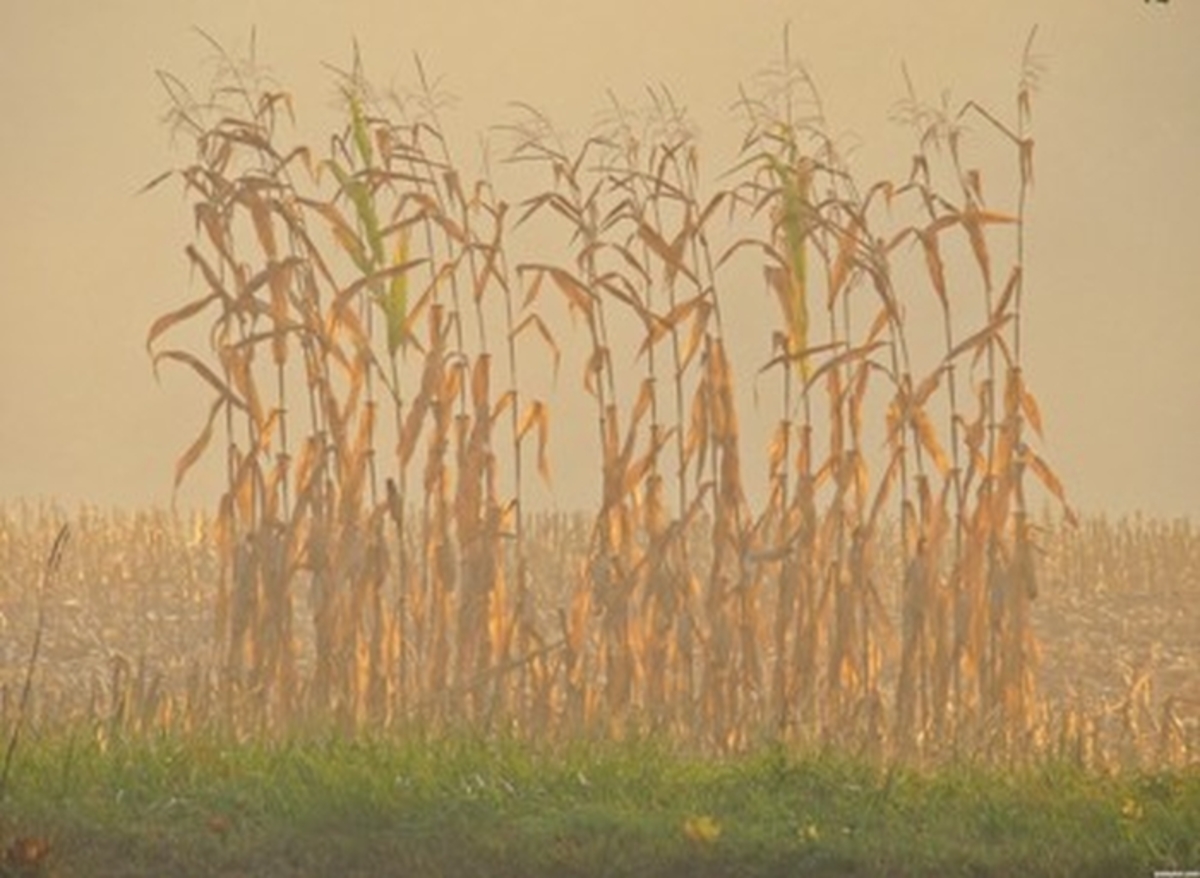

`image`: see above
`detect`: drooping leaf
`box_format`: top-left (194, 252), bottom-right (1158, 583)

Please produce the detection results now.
top-left (146, 291), bottom-right (223, 354)
top-left (174, 397), bottom-right (223, 492)
top-left (515, 400), bottom-right (552, 484)
top-left (509, 312), bottom-right (561, 382)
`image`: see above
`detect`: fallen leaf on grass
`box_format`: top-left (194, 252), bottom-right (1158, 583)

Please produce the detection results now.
top-left (5, 835), bottom-right (51, 873)
top-left (682, 815), bottom-right (721, 844)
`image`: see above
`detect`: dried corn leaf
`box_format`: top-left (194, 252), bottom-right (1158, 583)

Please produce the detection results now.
top-left (942, 312), bottom-right (1013, 366)
top-left (912, 409), bottom-right (950, 477)
top-left (516, 400), bottom-right (551, 483)
top-left (865, 303), bottom-right (892, 345)
top-left (173, 397), bottom-right (223, 491)
top-left (638, 220), bottom-right (698, 287)
top-left (767, 421), bottom-right (789, 476)
top-left (521, 264), bottom-right (596, 319)
top-left (629, 377), bottom-right (655, 432)
top-left (1021, 384), bottom-right (1045, 440)
top-left (961, 201), bottom-right (1017, 291)
top-left (1025, 448), bottom-right (1072, 518)
top-left (621, 428), bottom-right (674, 501)
top-left (828, 226), bottom-right (858, 305)
top-left (919, 229), bottom-right (948, 310)
top-left (243, 189), bottom-right (278, 260)
top-left (151, 349), bottom-right (246, 411)
top-left (146, 291), bottom-right (223, 354)
top-left (678, 298), bottom-right (712, 375)
top-left (992, 265), bottom-right (1021, 322)
top-left (183, 244), bottom-right (233, 301)
top-left (194, 202), bottom-right (236, 269)
top-left (803, 341), bottom-right (885, 393)
top-left (636, 293), bottom-right (702, 361)
top-left (510, 312), bottom-right (561, 381)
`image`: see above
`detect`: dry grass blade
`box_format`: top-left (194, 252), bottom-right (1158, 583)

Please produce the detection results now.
top-left (0, 524), bottom-right (69, 803)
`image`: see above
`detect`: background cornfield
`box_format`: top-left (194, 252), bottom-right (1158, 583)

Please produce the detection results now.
top-left (3, 31), bottom-right (1195, 769)
top-left (1, 501), bottom-right (1196, 768)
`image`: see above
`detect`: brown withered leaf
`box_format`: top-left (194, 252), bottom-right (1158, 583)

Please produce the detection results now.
top-left (182, 243), bottom-right (232, 301)
top-left (5, 835), bottom-right (51, 871)
top-left (919, 229), bottom-right (948, 310)
top-left (509, 312), bottom-right (561, 382)
top-left (516, 400), bottom-right (551, 484)
top-left (620, 429), bottom-right (675, 502)
top-left (1025, 448), bottom-right (1074, 523)
top-left (678, 298), bottom-right (713, 376)
top-left (942, 312), bottom-right (1013, 367)
top-left (490, 388), bottom-right (516, 425)
top-left (803, 341), bottom-right (885, 393)
top-left (992, 265), bottom-right (1022, 322)
top-left (961, 201), bottom-right (1018, 291)
top-left (520, 264), bottom-right (596, 319)
top-left (1021, 383), bottom-right (1045, 439)
top-left (194, 201), bottom-right (236, 269)
top-left (693, 191), bottom-right (727, 235)
top-left (146, 290), bottom-right (224, 354)
top-left (767, 421), bottom-right (789, 476)
top-left (827, 227), bottom-right (858, 304)
top-left (629, 377), bottom-right (655, 433)
top-left (637, 220), bottom-right (699, 287)
top-left (864, 303), bottom-right (892, 346)
top-left (911, 409), bottom-right (950, 477)
top-left (242, 188), bottom-right (278, 260)
top-left (636, 293), bottom-right (705, 361)
top-left (151, 349), bottom-right (247, 413)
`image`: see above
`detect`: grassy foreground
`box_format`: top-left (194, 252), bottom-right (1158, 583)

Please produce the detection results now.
top-left (0, 732), bottom-right (1196, 877)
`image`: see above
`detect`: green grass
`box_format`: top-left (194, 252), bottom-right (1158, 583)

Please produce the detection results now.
top-left (0, 730), bottom-right (1196, 877)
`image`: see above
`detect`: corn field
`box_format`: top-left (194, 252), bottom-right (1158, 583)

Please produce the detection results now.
top-left (1, 500), bottom-right (1197, 765)
top-left (7, 30), bottom-right (1192, 766)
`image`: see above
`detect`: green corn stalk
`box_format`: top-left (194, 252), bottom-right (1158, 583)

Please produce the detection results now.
top-left (348, 91), bottom-right (374, 170)
top-left (328, 158), bottom-right (384, 272)
top-left (329, 91), bottom-right (408, 356)
top-left (770, 154), bottom-right (813, 381)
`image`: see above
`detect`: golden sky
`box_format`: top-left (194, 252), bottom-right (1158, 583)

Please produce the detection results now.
top-left (1, 0), bottom-right (1197, 519)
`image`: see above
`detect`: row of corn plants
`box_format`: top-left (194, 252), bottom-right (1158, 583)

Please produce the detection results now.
top-left (140, 30), bottom-right (1081, 759)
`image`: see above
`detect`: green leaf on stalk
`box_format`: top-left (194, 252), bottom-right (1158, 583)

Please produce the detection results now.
top-left (768, 154), bottom-right (813, 381)
top-left (327, 158), bottom-right (384, 269)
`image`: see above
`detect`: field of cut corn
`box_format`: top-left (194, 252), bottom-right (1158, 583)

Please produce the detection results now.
top-left (4, 30), bottom-right (1197, 770)
top-left (2, 501), bottom-right (1196, 770)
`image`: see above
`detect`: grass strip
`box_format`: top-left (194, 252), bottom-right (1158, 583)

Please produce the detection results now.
top-left (1, 731), bottom-right (1196, 877)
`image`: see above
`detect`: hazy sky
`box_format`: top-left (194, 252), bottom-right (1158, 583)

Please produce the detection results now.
top-left (1, 0), bottom-right (1197, 520)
